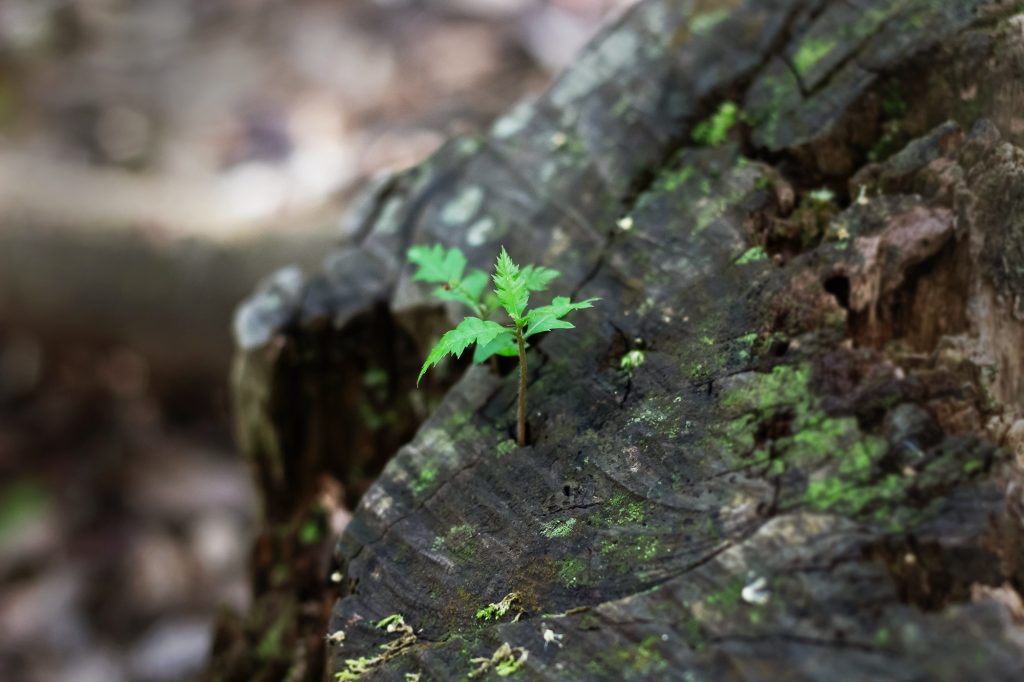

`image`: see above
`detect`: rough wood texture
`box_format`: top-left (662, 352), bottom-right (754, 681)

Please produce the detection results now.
top-left (229, 0), bottom-right (1024, 679)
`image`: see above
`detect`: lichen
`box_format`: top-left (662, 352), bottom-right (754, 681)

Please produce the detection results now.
top-left (441, 186), bottom-right (485, 224)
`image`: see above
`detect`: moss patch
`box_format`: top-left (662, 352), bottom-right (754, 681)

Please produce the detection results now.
top-left (793, 37), bottom-right (836, 76)
top-left (692, 101), bottom-right (740, 146)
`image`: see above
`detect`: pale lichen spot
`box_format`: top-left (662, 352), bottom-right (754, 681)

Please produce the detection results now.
top-left (492, 101), bottom-right (534, 139)
top-left (441, 186), bottom-right (484, 224)
top-left (549, 29), bottom-right (640, 108)
top-left (466, 216), bottom-right (496, 247)
top-left (374, 196), bottom-right (404, 235)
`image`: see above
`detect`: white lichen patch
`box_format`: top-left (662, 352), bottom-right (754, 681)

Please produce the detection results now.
top-left (466, 216), bottom-right (496, 246)
top-left (441, 186), bottom-right (484, 224)
top-left (542, 626), bottom-right (564, 649)
top-left (741, 576), bottom-right (771, 605)
top-left (492, 100), bottom-right (535, 139)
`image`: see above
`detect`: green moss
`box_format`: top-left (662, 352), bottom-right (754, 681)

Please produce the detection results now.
top-left (432, 523), bottom-right (478, 562)
top-left (558, 558), bottom-right (586, 588)
top-left (662, 166), bottom-right (694, 192)
top-left (638, 537), bottom-right (660, 561)
top-left (713, 364), bottom-right (921, 527)
top-left (875, 627), bottom-right (893, 647)
top-left (793, 37), bottom-right (836, 76)
top-left (735, 332), bottom-right (758, 362)
top-left (410, 466), bottom-right (439, 496)
top-left (358, 401), bottom-right (398, 431)
top-left (704, 578), bottom-right (745, 610)
top-left (298, 519), bottom-right (321, 545)
top-left (720, 364), bottom-right (813, 413)
top-left (751, 71), bottom-right (798, 147)
top-left (611, 635), bottom-right (669, 675)
top-left (598, 533), bottom-right (663, 574)
top-left (612, 95), bottom-right (632, 118)
top-left (628, 397), bottom-right (682, 439)
top-left (475, 592), bottom-right (522, 621)
top-left (541, 517), bottom-right (578, 538)
top-left (0, 477), bottom-right (50, 543)
top-left (690, 9), bottom-right (730, 36)
top-left (736, 246), bottom-right (768, 265)
top-left (256, 609), bottom-right (292, 661)
top-left (363, 367), bottom-right (389, 389)
top-left (496, 439), bottom-right (518, 458)
top-left (620, 349), bottom-right (646, 374)
top-left (692, 101), bottom-right (740, 146)
top-left (604, 494), bottom-right (646, 525)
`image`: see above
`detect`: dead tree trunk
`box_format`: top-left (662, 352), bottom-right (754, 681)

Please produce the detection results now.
top-left (224, 1), bottom-right (1024, 679)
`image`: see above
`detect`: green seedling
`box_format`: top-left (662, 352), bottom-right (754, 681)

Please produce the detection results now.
top-left (409, 245), bottom-right (598, 446)
top-left (475, 592), bottom-right (524, 622)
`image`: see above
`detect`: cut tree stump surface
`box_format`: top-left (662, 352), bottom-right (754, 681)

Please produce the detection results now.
top-left (231, 0), bottom-right (1024, 679)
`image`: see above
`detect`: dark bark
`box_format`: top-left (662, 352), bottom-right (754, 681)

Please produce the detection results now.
top-left (225, 1), bottom-right (1024, 679)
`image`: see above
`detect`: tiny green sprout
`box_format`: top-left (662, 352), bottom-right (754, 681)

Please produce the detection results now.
top-left (469, 642), bottom-right (529, 679)
top-left (620, 349), bottom-right (646, 375)
top-left (475, 591), bottom-right (524, 622)
top-left (736, 246), bottom-right (768, 265)
top-left (408, 245), bottom-right (598, 446)
top-left (375, 614), bottom-right (405, 631)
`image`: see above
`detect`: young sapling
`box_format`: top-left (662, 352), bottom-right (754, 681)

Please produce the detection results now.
top-left (408, 245), bottom-right (597, 446)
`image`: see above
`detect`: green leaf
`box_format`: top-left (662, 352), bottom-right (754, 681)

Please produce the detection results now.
top-left (407, 244), bottom-right (466, 284)
top-left (522, 265), bottom-right (559, 292)
top-left (433, 269), bottom-right (488, 312)
top-left (492, 247), bottom-right (530, 322)
top-left (472, 330), bottom-right (519, 364)
top-left (418, 317), bottom-right (508, 384)
top-left (524, 296), bottom-right (598, 339)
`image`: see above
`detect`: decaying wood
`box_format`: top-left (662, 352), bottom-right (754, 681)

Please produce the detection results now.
top-left (227, 0), bottom-right (1024, 679)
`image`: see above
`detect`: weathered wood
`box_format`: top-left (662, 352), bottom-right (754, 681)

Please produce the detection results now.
top-left (228, 0), bottom-right (1024, 679)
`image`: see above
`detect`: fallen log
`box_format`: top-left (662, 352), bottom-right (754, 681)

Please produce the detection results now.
top-left (227, 0), bottom-right (1024, 679)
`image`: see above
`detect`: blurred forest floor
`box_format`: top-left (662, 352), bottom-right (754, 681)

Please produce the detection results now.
top-left (0, 1), bottom-right (633, 680)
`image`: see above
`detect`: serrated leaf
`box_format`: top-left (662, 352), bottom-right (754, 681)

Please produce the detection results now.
top-left (523, 296), bottom-right (599, 339)
top-left (493, 247), bottom-right (529, 321)
top-left (472, 330), bottom-right (519, 364)
top-left (433, 269), bottom-right (488, 312)
top-left (407, 244), bottom-right (467, 284)
top-left (522, 265), bottom-right (560, 292)
top-left (418, 317), bottom-right (508, 384)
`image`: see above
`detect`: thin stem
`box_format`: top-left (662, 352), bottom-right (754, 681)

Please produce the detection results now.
top-left (515, 327), bottom-right (527, 446)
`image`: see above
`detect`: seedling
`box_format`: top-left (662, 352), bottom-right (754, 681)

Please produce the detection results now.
top-left (475, 591), bottom-right (524, 622)
top-left (408, 245), bottom-right (597, 446)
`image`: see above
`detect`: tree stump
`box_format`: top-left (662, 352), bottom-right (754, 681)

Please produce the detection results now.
top-left (229, 0), bottom-right (1024, 679)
